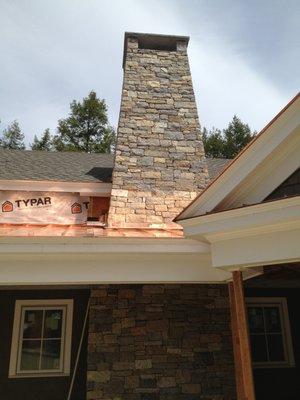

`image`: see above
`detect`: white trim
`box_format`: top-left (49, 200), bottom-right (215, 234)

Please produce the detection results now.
top-left (0, 252), bottom-right (234, 284)
top-left (0, 237), bottom-right (210, 255)
top-left (218, 129), bottom-right (300, 210)
top-left (179, 196), bottom-right (300, 240)
top-left (0, 180), bottom-right (112, 197)
top-left (211, 227), bottom-right (300, 269)
top-left (246, 297), bottom-right (295, 368)
top-left (180, 196), bottom-right (300, 227)
top-left (178, 95), bottom-right (300, 219)
top-left (9, 299), bottom-right (73, 378)
top-left (16, 305), bottom-right (67, 374)
top-left (178, 197), bottom-right (300, 269)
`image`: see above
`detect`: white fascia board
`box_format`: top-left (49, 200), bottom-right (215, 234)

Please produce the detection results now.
top-left (0, 252), bottom-right (232, 285)
top-left (0, 179), bottom-right (112, 196)
top-left (178, 96), bottom-right (300, 219)
top-left (212, 228), bottom-right (300, 269)
top-left (180, 196), bottom-right (300, 240)
top-left (0, 237), bottom-right (210, 255)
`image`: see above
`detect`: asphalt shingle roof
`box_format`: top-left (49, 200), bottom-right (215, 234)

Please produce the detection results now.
top-left (0, 149), bottom-right (230, 183)
top-left (0, 149), bottom-right (114, 183)
top-left (206, 157), bottom-right (231, 180)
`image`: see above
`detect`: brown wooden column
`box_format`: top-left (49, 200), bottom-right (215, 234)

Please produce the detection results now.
top-left (229, 281), bottom-right (244, 399)
top-left (229, 270), bottom-right (256, 400)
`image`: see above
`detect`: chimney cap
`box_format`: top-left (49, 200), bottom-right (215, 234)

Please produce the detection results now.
top-left (123, 32), bottom-right (190, 68)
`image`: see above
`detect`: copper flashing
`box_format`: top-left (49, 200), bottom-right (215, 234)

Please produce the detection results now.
top-left (0, 224), bottom-right (183, 238)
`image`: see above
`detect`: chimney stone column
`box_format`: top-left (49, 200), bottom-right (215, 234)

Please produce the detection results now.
top-left (108, 32), bottom-right (209, 228)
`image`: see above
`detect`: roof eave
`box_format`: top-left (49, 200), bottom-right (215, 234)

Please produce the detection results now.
top-left (174, 92), bottom-right (300, 222)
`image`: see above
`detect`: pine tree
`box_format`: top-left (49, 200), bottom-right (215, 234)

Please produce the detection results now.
top-left (0, 120), bottom-right (25, 150)
top-left (202, 116), bottom-right (255, 159)
top-left (31, 129), bottom-right (52, 151)
top-left (222, 115), bottom-right (254, 158)
top-left (52, 91), bottom-right (116, 153)
top-left (202, 127), bottom-right (225, 158)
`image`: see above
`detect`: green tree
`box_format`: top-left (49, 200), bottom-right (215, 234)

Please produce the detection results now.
top-left (52, 91), bottom-right (116, 153)
top-left (0, 120), bottom-right (25, 150)
top-left (31, 128), bottom-right (52, 151)
top-left (202, 115), bottom-right (255, 159)
top-left (202, 127), bottom-right (225, 158)
top-left (223, 115), bottom-right (254, 158)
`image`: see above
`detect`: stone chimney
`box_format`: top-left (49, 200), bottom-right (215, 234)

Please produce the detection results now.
top-left (108, 32), bottom-right (209, 228)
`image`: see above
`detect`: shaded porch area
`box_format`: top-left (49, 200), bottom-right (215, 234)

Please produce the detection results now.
top-left (246, 264), bottom-right (300, 400)
top-left (230, 263), bottom-right (300, 400)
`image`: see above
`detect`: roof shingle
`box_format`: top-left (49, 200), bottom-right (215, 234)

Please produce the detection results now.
top-left (0, 149), bottom-right (230, 183)
top-left (206, 158), bottom-right (231, 180)
top-left (0, 149), bottom-right (114, 183)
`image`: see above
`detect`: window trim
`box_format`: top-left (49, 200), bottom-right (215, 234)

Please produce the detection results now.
top-left (246, 297), bottom-right (295, 369)
top-left (9, 299), bottom-right (73, 378)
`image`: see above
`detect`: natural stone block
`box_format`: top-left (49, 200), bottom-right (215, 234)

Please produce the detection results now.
top-left (122, 317), bottom-right (135, 328)
top-left (125, 375), bottom-right (140, 388)
top-left (135, 359), bottom-right (152, 369)
top-left (131, 326), bottom-right (147, 336)
top-left (158, 377), bottom-right (176, 388)
top-left (111, 189), bottom-right (128, 198)
top-left (182, 383), bottom-right (202, 394)
top-left (118, 289), bottom-right (136, 299)
top-left (142, 285), bottom-right (164, 295)
top-left (113, 361), bottom-right (134, 371)
top-left (141, 171), bottom-right (161, 179)
top-left (87, 370), bottom-right (111, 383)
top-left (147, 319), bottom-right (168, 332)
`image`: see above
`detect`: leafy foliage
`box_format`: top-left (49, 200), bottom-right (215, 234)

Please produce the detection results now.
top-left (0, 120), bottom-right (25, 150)
top-left (52, 91), bottom-right (116, 153)
top-left (31, 128), bottom-right (52, 151)
top-left (202, 115), bottom-right (255, 159)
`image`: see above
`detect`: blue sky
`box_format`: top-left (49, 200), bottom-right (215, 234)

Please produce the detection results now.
top-left (0, 0), bottom-right (299, 145)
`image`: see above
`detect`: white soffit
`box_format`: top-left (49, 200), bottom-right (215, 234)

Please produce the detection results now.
top-left (177, 94), bottom-right (300, 220)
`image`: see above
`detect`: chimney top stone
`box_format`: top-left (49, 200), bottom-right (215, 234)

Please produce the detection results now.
top-left (122, 32), bottom-right (190, 68)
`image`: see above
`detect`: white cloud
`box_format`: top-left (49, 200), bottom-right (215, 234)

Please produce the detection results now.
top-left (188, 38), bottom-right (287, 132)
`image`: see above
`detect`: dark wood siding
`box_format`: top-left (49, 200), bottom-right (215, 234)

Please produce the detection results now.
top-left (265, 168), bottom-right (300, 201)
top-left (0, 288), bottom-right (89, 400)
top-left (245, 286), bottom-right (300, 399)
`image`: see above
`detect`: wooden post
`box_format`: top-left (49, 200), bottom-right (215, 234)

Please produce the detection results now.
top-left (229, 270), bottom-right (256, 400)
top-left (229, 281), bottom-right (244, 399)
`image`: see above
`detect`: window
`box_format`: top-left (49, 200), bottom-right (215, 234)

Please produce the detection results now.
top-left (247, 297), bottom-right (294, 368)
top-left (9, 299), bottom-right (73, 377)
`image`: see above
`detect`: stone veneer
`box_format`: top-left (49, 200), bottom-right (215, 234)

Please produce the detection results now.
top-left (108, 33), bottom-right (209, 228)
top-left (87, 284), bottom-right (236, 400)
